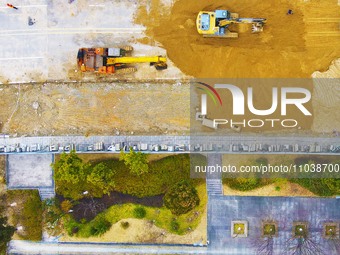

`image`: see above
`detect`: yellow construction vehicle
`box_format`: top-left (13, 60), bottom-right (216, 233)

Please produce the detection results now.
top-left (77, 46), bottom-right (167, 74)
top-left (196, 10), bottom-right (266, 38)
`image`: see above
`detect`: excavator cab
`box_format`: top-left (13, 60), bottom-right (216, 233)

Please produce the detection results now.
top-left (196, 10), bottom-right (238, 38)
top-left (196, 9), bottom-right (266, 38)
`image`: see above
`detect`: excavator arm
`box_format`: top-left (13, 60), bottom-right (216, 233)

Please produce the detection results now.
top-left (106, 56), bottom-right (167, 65)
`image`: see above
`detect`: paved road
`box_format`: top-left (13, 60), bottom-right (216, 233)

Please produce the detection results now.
top-left (0, 0), bottom-right (144, 83)
top-left (8, 241), bottom-right (209, 255)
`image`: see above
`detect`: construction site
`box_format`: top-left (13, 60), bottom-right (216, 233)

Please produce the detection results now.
top-left (0, 0), bottom-right (339, 136)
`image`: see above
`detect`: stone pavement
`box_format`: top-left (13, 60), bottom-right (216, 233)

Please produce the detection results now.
top-left (206, 154), bottom-right (223, 195)
top-left (8, 241), bottom-right (209, 255)
top-left (0, 135), bottom-right (339, 154)
top-left (207, 196), bottom-right (340, 254)
top-left (7, 154), bottom-right (55, 199)
top-left (7, 154), bottom-right (53, 188)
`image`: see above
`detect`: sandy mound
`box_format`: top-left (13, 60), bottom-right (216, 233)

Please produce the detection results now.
top-left (311, 59), bottom-right (340, 132)
top-left (61, 216), bottom-right (207, 244)
top-left (223, 182), bottom-right (317, 197)
top-left (136, 0), bottom-right (340, 78)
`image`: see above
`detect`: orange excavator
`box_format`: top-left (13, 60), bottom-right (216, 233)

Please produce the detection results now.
top-left (77, 46), bottom-right (167, 74)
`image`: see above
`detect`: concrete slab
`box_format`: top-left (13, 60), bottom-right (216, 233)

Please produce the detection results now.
top-left (208, 196), bottom-right (340, 254)
top-left (7, 153), bottom-right (53, 188)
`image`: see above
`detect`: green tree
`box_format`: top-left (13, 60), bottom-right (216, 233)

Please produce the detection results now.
top-left (163, 180), bottom-right (200, 215)
top-left (52, 151), bottom-right (90, 200)
top-left (89, 216), bottom-right (111, 236)
top-left (87, 163), bottom-right (116, 196)
top-left (120, 148), bottom-right (149, 176)
top-left (0, 217), bottom-right (16, 254)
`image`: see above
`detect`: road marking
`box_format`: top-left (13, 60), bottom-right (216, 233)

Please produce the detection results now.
top-left (0, 57), bottom-right (44, 60)
top-left (0, 27), bottom-right (146, 36)
top-left (89, 4), bottom-right (105, 7)
top-left (0, 5), bottom-right (47, 9)
top-left (0, 27), bottom-right (145, 32)
top-left (0, 31), bottom-right (144, 36)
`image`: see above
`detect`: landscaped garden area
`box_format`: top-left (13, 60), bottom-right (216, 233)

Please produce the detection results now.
top-left (0, 156), bottom-right (44, 254)
top-left (49, 151), bottom-right (207, 243)
top-left (222, 155), bottom-right (340, 196)
top-left (5, 189), bottom-right (43, 241)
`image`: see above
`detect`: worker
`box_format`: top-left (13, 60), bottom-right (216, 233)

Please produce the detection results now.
top-left (287, 9), bottom-right (293, 15)
top-left (7, 3), bottom-right (18, 9)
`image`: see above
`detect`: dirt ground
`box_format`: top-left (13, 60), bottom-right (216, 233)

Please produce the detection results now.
top-left (61, 213), bottom-right (207, 245)
top-left (223, 182), bottom-right (317, 197)
top-left (0, 82), bottom-right (189, 136)
top-left (0, 0), bottom-right (339, 136)
top-left (137, 0), bottom-right (340, 78)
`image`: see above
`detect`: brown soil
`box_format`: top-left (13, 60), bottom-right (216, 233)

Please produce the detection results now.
top-left (136, 0), bottom-right (340, 78)
top-left (61, 215), bottom-right (207, 244)
top-left (311, 59), bottom-right (340, 132)
top-left (0, 82), bottom-right (189, 136)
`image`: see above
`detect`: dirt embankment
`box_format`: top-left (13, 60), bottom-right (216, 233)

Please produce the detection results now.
top-left (136, 0), bottom-right (340, 78)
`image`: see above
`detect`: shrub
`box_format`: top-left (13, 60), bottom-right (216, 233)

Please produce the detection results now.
top-left (89, 217), bottom-right (111, 236)
top-left (163, 180), bottom-right (200, 215)
top-left (120, 221), bottom-right (130, 229)
top-left (133, 207), bottom-right (146, 219)
top-left (0, 217), bottom-right (16, 254)
top-left (223, 178), bottom-right (267, 191)
top-left (170, 220), bottom-right (180, 231)
top-left (64, 218), bottom-right (79, 236)
top-left (20, 190), bottom-right (43, 240)
top-left (291, 178), bottom-right (339, 196)
top-left (60, 200), bottom-right (73, 213)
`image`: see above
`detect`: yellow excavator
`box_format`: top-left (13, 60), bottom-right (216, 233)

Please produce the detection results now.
top-left (77, 46), bottom-right (167, 74)
top-left (196, 9), bottom-right (266, 38)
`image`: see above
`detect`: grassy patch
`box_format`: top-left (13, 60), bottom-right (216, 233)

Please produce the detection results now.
top-left (290, 178), bottom-right (339, 196)
top-left (7, 190), bottom-right (43, 241)
top-left (65, 182), bottom-right (207, 237)
top-left (0, 155), bottom-right (5, 184)
top-left (222, 155), bottom-right (340, 196)
top-left (223, 178), bottom-right (272, 191)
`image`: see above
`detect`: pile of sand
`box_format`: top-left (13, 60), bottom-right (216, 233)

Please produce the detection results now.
top-left (136, 0), bottom-right (340, 78)
top-left (311, 59), bottom-right (340, 132)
